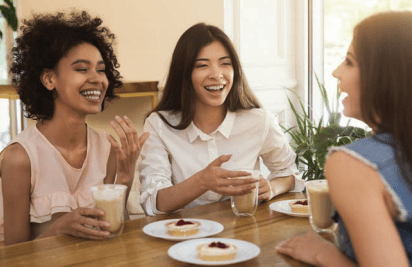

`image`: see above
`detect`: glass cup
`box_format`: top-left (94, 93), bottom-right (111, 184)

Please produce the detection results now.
top-left (230, 169), bottom-right (260, 217)
top-left (90, 184), bottom-right (127, 238)
top-left (306, 180), bottom-right (337, 234)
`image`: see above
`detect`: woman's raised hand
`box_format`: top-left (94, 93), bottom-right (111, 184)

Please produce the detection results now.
top-left (107, 116), bottom-right (150, 185)
top-left (197, 155), bottom-right (258, 196)
top-left (48, 208), bottom-right (111, 240)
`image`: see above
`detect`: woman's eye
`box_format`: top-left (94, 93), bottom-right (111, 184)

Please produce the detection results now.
top-left (195, 64), bottom-right (207, 68)
top-left (98, 69), bottom-right (106, 73)
top-left (222, 62), bottom-right (232, 66)
top-left (76, 68), bottom-right (87, 72)
top-left (344, 58), bottom-right (352, 66)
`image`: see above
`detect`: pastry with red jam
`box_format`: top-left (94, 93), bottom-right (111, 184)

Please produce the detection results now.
top-left (165, 219), bottom-right (201, 236)
top-left (196, 241), bottom-right (238, 261)
top-left (288, 199), bottom-right (309, 213)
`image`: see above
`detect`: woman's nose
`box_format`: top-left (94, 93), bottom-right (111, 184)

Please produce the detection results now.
top-left (332, 64), bottom-right (341, 78)
top-left (208, 66), bottom-right (223, 80)
top-left (88, 70), bottom-right (105, 83)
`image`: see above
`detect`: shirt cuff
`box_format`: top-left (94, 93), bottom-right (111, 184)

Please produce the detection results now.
top-left (140, 181), bottom-right (169, 216)
top-left (289, 172), bottom-right (305, 192)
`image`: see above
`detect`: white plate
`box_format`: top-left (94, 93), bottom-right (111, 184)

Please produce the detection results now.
top-left (269, 200), bottom-right (309, 217)
top-left (168, 238), bottom-right (260, 265)
top-left (143, 219), bottom-right (224, 241)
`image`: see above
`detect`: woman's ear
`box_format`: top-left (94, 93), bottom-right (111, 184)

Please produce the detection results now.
top-left (40, 69), bottom-right (56, 91)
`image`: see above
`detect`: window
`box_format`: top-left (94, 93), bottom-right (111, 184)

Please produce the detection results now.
top-left (227, 0), bottom-right (412, 131)
top-left (225, 0), bottom-right (303, 126)
top-left (0, 7), bottom-right (11, 151)
top-left (0, 0), bottom-right (21, 152)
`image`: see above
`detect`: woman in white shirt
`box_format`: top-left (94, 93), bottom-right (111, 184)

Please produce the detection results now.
top-left (139, 23), bottom-right (303, 215)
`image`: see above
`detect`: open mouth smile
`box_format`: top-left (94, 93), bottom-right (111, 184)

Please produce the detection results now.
top-left (204, 85), bottom-right (225, 92)
top-left (80, 90), bottom-right (102, 100)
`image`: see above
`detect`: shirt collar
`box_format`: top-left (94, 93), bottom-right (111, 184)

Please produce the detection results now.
top-left (187, 110), bottom-right (236, 143)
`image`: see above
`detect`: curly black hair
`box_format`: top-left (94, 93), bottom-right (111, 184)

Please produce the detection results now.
top-left (10, 10), bottom-right (122, 121)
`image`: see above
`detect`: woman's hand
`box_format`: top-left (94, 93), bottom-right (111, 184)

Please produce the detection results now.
top-left (46, 208), bottom-right (111, 240)
top-left (197, 155), bottom-right (258, 196)
top-left (257, 177), bottom-right (273, 201)
top-left (107, 115), bottom-right (150, 185)
top-left (275, 231), bottom-right (339, 266)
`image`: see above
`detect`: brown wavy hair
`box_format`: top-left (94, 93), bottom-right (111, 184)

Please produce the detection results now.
top-left (149, 23), bottom-right (261, 129)
top-left (10, 10), bottom-right (122, 121)
top-left (353, 11), bottom-right (412, 189)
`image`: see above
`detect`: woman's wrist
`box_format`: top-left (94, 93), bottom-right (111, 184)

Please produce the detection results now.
top-left (195, 170), bottom-right (207, 191)
top-left (115, 172), bottom-right (134, 186)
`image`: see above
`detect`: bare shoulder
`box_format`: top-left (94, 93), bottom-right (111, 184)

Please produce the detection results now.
top-left (325, 151), bottom-right (408, 266)
top-left (1, 143), bottom-right (31, 179)
top-left (2, 143), bottom-right (30, 168)
top-left (324, 150), bottom-right (384, 212)
top-left (324, 150), bottom-right (380, 188)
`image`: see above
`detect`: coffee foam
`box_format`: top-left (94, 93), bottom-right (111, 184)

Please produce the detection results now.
top-left (92, 185), bottom-right (125, 201)
top-left (307, 183), bottom-right (329, 192)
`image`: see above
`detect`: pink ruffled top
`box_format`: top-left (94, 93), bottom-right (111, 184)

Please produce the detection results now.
top-left (0, 124), bottom-right (111, 241)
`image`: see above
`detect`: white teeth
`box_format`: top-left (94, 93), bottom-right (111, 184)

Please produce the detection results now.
top-left (81, 90), bottom-right (101, 99)
top-left (205, 85), bottom-right (224, 91)
top-left (85, 95), bottom-right (100, 100)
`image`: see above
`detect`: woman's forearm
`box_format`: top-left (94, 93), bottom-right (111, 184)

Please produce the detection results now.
top-left (269, 175), bottom-right (295, 197)
top-left (156, 172), bottom-right (208, 212)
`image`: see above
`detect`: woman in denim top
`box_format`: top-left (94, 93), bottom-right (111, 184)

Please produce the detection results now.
top-left (276, 11), bottom-right (412, 267)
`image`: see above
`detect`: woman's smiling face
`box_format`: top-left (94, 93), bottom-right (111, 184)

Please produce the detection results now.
top-left (191, 40), bottom-right (234, 111)
top-left (332, 42), bottom-right (362, 121)
top-left (45, 42), bottom-right (109, 117)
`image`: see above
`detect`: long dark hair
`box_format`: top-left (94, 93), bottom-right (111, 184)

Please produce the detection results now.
top-left (353, 11), bottom-right (412, 190)
top-left (11, 11), bottom-right (122, 121)
top-left (149, 23), bottom-right (260, 129)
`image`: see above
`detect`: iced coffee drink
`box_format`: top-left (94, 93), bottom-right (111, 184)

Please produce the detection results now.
top-left (230, 170), bottom-right (260, 216)
top-left (306, 180), bottom-right (336, 233)
top-left (91, 184), bottom-right (127, 238)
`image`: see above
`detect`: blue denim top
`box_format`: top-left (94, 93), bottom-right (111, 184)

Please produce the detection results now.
top-left (328, 133), bottom-right (412, 264)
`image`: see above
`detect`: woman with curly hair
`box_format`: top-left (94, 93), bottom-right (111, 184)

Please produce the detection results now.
top-left (0, 11), bottom-right (149, 245)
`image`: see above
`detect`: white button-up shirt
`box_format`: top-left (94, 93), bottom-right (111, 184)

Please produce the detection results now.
top-left (139, 108), bottom-right (303, 215)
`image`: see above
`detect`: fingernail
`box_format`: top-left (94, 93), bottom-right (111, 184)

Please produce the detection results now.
top-left (110, 121), bottom-right (115, 125)
top-left (124, 115), bottom-right (129, 120)
top-left (115, 115), bottom-right (121, 120)
top-left (105, 222), bottom-right (110, 228)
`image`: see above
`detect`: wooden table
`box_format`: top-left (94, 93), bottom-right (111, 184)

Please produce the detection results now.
top-left (0, 193), bottom-right (313, 266)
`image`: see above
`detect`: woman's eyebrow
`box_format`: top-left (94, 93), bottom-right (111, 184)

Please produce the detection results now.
top-left (195, 56), bottom-right (231, 62)
top-left (219, 56), bottom-right (231, 61)
top-left (195, 58), bottom-right (209, 62)
top-left (71, 59), bottom-right (105, 65)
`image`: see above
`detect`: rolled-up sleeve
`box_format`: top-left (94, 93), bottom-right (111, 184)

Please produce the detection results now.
top-left (138, 115), bottom-right (173, 215)
top-left (260, 110), bottom-right (304, 192)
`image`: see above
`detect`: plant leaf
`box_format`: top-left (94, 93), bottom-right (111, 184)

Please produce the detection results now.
top-left (0, 0), bottom-right (18, 31)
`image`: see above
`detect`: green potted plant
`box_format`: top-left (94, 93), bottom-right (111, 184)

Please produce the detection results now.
top-left (283, 75), bottom-right (371, 181)
top-left (0, 0), bottom-right (18, 40)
